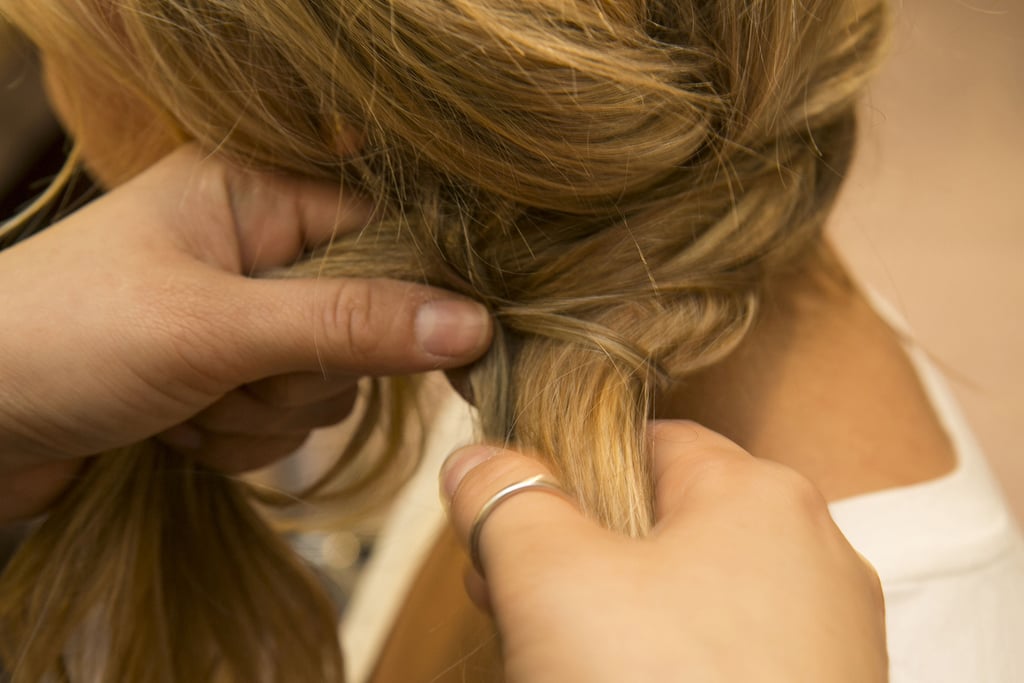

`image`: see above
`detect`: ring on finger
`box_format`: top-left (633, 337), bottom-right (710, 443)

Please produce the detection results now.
top-left (468, 473), bottom-right (572, 577)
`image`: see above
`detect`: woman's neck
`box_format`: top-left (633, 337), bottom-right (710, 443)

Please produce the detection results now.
top-left (658, 243), bottom-right (956, 502)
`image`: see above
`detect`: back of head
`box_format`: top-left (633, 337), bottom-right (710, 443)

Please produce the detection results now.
top-left (0, 1), bottom-right (888, 680)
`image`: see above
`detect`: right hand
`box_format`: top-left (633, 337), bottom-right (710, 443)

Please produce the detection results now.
top-left (442, 421), bottom-right (888, 683)
top-left (0, 146), bottom-right (492, 521)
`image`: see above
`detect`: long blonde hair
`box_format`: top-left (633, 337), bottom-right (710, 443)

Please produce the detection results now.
top-left (0, 0), bottom-right (888, 680)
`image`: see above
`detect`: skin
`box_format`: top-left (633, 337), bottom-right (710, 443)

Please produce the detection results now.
top-left (0, 146), bottom-right (492, 521)
top-left (0, 57), bottom-right (494, 522)
top-left (12, 45), bottom-right (928, 679)
top-left (441, 422), bottom-right (888, 683)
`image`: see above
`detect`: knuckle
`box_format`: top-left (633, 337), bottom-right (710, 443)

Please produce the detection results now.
top-left (463, 455), bottom-right (528, 497)
top-left (754, 462), bottom-right (831, 521)
top-left (201, 434), bottom-right (306, 473)
top-left (249, 374), bottom-right (356, 409)
top-left (256, 376), bottom-right (305, 407)
top-left (451, 450), bottom-right (542, 514)
top-left (775, 467), bottom-right (830, 516)
top-left (866, 566), bottom-right (886, 606)
top-left (673, 448), bottom-right (750, 495)
top-left (310, 395), bottom-right (357, 426)
top-left (853, 554), bottom-right (886, 606)
top-left (686, 455), bottom-right (832, 524)
top-left (181, 154), bottom-right (235, 231)
top-left (323, 281), bottom-right (385, 368)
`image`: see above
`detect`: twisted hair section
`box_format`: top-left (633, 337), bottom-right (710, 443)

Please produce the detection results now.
top-left (0, 0), bottom-right (889, 680)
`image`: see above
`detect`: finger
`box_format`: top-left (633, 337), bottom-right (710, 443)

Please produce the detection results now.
top-left (245, 372), bottom-right (359, 408)
top-left (221, 162), bottom-right (375, 271)
top-left (221, 275), bottom-right (492, 377)
top-left (649, 421), bottom-right (834, 540)
top-left (462, 565), bottom-right (494, 615)
top-left (443, 367), bottom-right (476, 406)
top-left (190, 388), bottom-right (357, 435)
top-left (648, 420), bottom-right (756, 521)
top-left (440, 445), bottom-right (591, 583)
top-left (184, 432), bottom-right (310, 474)
top-left (154, 146), bottom-right (373, 272)
top-left (0, 460), bottom-right (84, 523)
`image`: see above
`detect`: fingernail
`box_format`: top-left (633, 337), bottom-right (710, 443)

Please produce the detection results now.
top-left (415, 300), bottom-right (490, 359)
top-left (440, 445), bottom-right (498, 501)
top-left (158, 424), bottom-right (204, 450)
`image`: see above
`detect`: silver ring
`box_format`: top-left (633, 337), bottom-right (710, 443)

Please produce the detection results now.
top-left (468, 473), bottom-right (571, 576)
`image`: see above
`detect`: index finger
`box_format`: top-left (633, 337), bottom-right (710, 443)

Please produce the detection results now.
top-left (442, 445), bottom-right (592, 582)
top-left (159, 145), bottom-right (374, 272)
top-left (223, 164), bottom-right (374, 271)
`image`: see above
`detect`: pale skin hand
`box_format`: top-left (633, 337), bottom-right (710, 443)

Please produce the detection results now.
top-left (0, 145), bottom-right (492, 522)
top-left (442, 421), bottom-right (889, 683)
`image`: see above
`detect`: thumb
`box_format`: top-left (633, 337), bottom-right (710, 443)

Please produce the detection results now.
top-left (441, 445), bottom-right (592, 586)
top-left (214, 275), bottom-right (492, 378)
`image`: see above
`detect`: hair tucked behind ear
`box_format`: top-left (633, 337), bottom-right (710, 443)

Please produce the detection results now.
top-left (0, 0), bottom-right (888, 680)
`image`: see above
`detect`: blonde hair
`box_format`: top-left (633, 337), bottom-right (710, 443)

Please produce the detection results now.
top-left (0, 0), bottom-right (888, 680)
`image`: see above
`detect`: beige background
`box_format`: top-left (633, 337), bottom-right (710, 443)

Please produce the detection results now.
top-left (831, 0), bottom-right (1023, 522)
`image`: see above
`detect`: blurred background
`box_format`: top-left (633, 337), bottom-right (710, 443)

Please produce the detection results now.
top-left (1, 0), bottom-right (1021, 523)
top-left (830, 0), bottom-right (1023, 522)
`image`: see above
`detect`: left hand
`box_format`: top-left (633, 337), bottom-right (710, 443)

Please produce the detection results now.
top-left (0, 146), bottom-right (491, 520)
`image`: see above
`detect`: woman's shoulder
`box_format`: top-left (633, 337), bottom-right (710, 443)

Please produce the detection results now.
top-left (828, 293), bottom-right (1024, 583)
top-left (831, 292), bottom-right (1024, 681)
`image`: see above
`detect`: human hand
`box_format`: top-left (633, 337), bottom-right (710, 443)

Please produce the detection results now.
top-left (441, 421), bottom-right (888, 683)
top-left (0, 145), bottom-right (491, 521)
